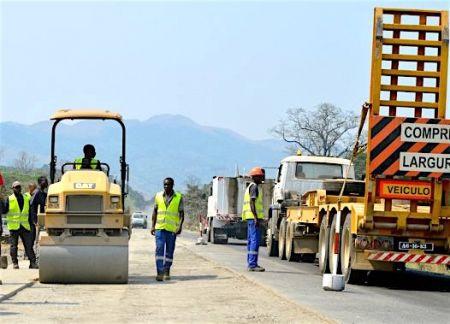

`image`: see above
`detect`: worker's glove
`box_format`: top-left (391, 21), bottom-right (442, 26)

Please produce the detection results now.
top-left (176, 227), bottom-right (182, 235)
top-left (151, 228), bottom-right (156, 236)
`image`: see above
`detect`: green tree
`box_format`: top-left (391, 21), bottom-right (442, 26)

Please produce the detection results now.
top-left (183, 176), bottom-right (209, 230)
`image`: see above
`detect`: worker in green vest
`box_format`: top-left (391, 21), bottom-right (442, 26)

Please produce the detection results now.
top-left (74, 144), bottom-right (101, 170)
top-left (3, 181), bottom-right (38, 269)
top-left (242, 167), bottom-right (266, 272)
top-left (151, 177), bottom-right (184, 281)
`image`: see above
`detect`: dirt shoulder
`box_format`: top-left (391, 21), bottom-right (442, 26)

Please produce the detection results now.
top-left (0, 229), bottom-right (330, 323)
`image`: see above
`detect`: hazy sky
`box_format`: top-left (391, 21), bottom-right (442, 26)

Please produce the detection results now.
top-left (1, 0), bottom-right (449, 139)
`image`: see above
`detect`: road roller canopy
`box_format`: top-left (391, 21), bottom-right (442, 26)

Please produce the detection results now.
top-left (49, 108), bottom-right (128, 206)
top-left (51, 109), bottom-right (123, 121)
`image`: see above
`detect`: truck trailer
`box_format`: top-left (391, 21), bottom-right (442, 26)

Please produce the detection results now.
top-left (206, 176), bottom-right (273, 244)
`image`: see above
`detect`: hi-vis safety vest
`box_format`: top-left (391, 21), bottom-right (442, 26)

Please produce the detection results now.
top-left (155, 191), bottom-right (182, 233)
top-left (6, 194), bottom-right (31, 231)
top-left (242, 183), bottom-right (264, 220)
top-left (74, 157), bottom-right (99, 170)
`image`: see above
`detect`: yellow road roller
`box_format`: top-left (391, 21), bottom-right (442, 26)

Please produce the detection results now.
top-left (39, 109), bottom-right (131, 284)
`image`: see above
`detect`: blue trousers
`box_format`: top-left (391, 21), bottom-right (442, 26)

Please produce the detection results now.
top-left (155, 230), bottom-right (176, 274)
top-left (247, 220), bottom-right (261, 268)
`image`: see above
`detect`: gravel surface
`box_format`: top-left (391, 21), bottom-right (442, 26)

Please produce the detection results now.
top-left (0, 229), bottom-right (329, 323)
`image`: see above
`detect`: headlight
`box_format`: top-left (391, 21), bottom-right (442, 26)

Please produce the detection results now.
top-left (110, 196), bottom-right (121, 209)
top-left (48, 196), bottom-right (59, 208)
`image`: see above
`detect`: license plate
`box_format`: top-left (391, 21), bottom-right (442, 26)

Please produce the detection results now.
top-left (399, 242), bottom-right (434, 251)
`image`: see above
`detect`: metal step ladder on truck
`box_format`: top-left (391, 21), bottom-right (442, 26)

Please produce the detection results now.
top-left (269, 7), bottom-right (450, 283)
top-left (206, 176), bottom-right (274, 244)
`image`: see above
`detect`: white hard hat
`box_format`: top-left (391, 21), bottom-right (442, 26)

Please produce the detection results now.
top-left (11, 181), bottom-right (21, 188)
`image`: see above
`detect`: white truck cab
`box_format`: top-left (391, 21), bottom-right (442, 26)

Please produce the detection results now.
top-left (273, 155), bottom-right (356, 204)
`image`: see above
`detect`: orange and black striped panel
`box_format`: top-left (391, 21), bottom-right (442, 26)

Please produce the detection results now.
top-left (369, 115), bottom-right (450, 179)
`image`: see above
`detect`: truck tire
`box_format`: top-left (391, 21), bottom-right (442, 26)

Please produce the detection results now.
top-left (211, 225), bottom-right (228, 244)
top-left (259, 223), bottom-right (267, 247)
top-left (285, 223), bottom-right (300, 262)
top-left (328, 214), bottom-right (342, 274)
top-left (211, 225), bottom-right (217, 244)
top-left (207, 219), bottom-right (212, 243)
top-left (340, 214), bottom-right (367, 284)
top-left (318, 215), bottom-right (330, 273)
top-left (266, 228), bottom-right (278, 257)
top-left (278, 218), bottom-right (287, 260)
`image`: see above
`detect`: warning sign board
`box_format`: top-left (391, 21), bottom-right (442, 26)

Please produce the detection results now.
top-left (377, 179), bottom-right (432, 200)
top-left (369, 116), bottom-right (450, 179)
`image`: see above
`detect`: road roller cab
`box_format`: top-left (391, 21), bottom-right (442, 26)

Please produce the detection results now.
top-left (38, 109), bottom-right (131, 284)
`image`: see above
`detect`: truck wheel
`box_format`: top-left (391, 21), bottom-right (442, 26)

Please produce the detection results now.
top-left (278, 218), bottom-right (287, 260)
top-left (207, 219), bottom-right (212, 243)
top-left (328, 214), bottom-right (342, 274)
top-left (211, 225), bottom-right (218, 244)
top-left (211, 226), bottom-right (228, 244)
top-left (259, 223), bottom-right (267, 247)
top-left (318, 215), bottom-right (330, 273)
top-left (285, 223), bottom-right (300, 262)
top-left (266, 228), bottom-right (279, 257)
top-left (340, 214), bottom-right (366, 284)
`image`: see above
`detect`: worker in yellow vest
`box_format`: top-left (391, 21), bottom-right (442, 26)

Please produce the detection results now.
top-left (151, 177), bottom-right (184, 281)
top-left (242, 167), bottom-right (266, 272)
top-left (4, 181), bottom-right (38, 269)
top-left (74, 144), bottom-right (102, 170)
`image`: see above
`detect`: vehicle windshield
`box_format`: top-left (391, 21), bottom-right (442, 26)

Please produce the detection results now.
top-left (132, 214), bottom-right (144, 219)
top-left (295, 163), bottom-right (344, 179)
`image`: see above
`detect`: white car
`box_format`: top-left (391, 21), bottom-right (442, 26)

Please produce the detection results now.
top-left (131, 212), bottom-right (148, 229)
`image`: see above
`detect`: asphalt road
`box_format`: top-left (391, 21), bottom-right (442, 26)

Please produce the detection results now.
top-left (184, 232), bottom-right (450, 324)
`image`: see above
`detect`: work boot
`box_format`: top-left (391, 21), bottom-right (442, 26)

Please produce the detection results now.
top-left (0, 256), bottom-right (7, 269)
top-left (248, 266), bottom-right (265, 272)
top-left (163, 269), bottom-right (171, 281)
top-left (12, 263), bottom-right (19, 269)
top-left (29, 262), bottom-right (39, 269)
top-left (156, 273), bottom-right (164, 282)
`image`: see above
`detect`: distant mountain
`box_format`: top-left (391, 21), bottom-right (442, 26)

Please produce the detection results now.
top-left (0, 115), bottom-right (285, 196)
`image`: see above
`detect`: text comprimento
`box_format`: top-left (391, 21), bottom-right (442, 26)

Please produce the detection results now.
top-left (401, 123), bottom-right (450, 144)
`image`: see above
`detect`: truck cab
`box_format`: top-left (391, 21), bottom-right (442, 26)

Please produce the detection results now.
top-left (273, 155), bottom-right (356, 204)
